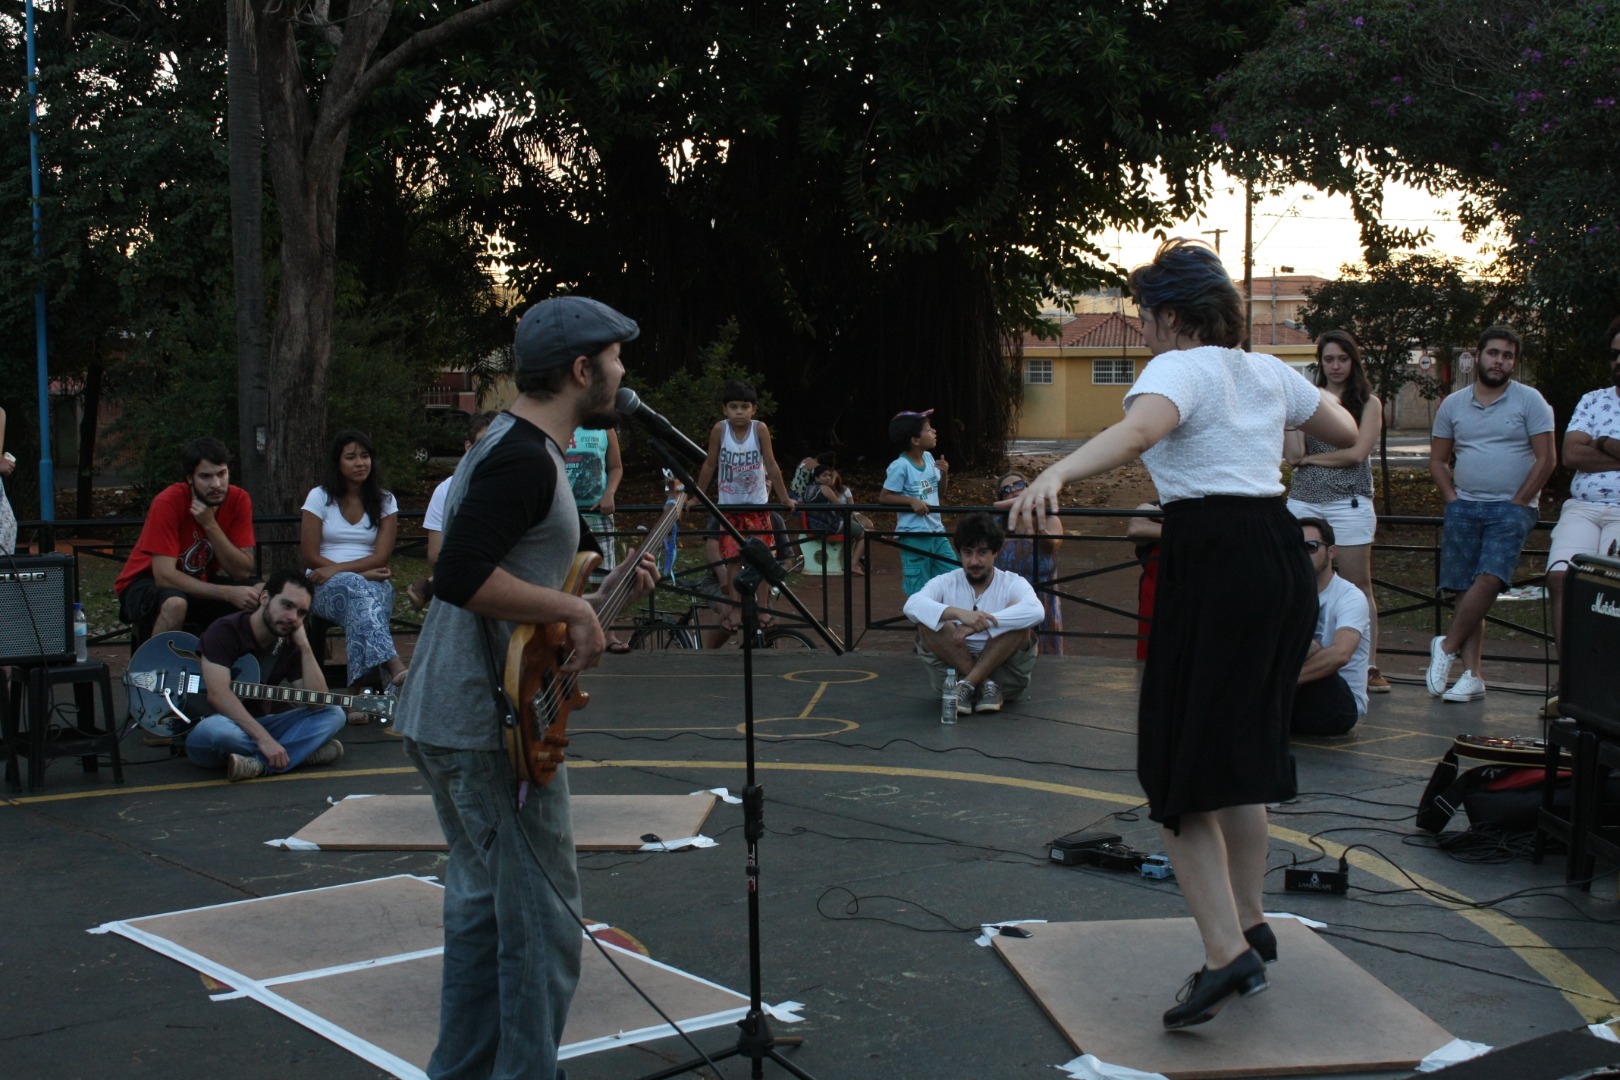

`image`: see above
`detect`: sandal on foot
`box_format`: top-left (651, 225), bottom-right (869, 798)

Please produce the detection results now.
top-left (606, 640), bottom-right (632, 654)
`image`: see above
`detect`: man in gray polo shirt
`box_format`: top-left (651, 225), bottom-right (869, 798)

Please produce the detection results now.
top-left (1426, 325), bottom-right (1556, 702)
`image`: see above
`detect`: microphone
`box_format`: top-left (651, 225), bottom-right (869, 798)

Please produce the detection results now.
top-left (614, 387), bottom-right (708, 465)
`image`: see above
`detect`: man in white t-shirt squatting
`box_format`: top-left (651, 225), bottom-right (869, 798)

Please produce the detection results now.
top-left (903, 512), bottom-right (1045, 716)
top-left (1292, 517), bottom-right (1371, 736)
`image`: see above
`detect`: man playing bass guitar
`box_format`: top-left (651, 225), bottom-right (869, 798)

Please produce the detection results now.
top-left (185, 570), bottom-right (348, 782)
top-left (392, 295), bottom-right (658, 1079)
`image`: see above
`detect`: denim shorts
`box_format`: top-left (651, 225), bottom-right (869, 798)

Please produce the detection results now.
top-left (1438, 498), bottom-right (1538, 592)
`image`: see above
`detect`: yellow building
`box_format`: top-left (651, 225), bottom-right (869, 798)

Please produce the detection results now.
top-left (1010, 311), bottom-right (1319, 440)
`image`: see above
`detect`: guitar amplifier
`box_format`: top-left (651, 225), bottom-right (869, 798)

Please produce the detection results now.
top-left (0, 553), bottom-right (77, 665)
top-left (1562, 554), bottom-right (1620, 737)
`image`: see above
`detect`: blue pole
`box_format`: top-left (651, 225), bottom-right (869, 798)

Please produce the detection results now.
top-left (26, 0), bottom-right (55, 522)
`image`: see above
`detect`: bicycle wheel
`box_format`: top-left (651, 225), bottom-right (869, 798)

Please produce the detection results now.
top-left (761, 627), bottom-right (817, 650)
top-left (629, 617), bottom-right (700, 650)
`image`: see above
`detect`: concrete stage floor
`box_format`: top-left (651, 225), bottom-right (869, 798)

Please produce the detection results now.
top-left (3, 650), bottom-right (1617, 1079)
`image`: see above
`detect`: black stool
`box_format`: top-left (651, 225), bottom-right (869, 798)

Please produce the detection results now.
top-left (2, 660), bottom-right (125, 792)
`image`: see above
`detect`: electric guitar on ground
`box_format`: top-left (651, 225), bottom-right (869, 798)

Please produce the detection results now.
top-left (125, 631), bottom-right (395, 737)
top-left (502, 476), bottom-right (686, 787)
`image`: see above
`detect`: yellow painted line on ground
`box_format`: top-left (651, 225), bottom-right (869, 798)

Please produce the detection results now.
top-left (7, 752), bottom-right (1609, 1019)
top-left (1268, 821), bottom-right (1616, 1020)
top-left (574, 759), bottom-right (1616, 1021)
top-left (800, 682), bottom-right (830, 719)
top-left (0, 766), bottom-right (417, 805)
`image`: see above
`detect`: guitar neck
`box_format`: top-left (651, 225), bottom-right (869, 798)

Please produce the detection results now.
top-left (229, 680), bottom-right (360, 711)
top-left (594, 494), bottom-right (685, 628)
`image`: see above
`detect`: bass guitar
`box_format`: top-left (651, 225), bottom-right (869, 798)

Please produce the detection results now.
top-left (502, 475), bottom-right (686, 787)
top-left (125, 631), bottom-right (395, 737)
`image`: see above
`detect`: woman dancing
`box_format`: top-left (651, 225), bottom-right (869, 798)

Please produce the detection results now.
top-left (1008, 239), bottom-right (1356, 1028)
top-left (1286, 330), bottom-right (1386, 691)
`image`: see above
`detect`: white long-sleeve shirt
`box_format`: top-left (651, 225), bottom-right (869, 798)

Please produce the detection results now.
top-left (903, 567), bottom-right (1045, 653)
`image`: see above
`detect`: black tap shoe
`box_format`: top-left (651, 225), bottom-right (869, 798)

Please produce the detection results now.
top-left (1243, 921), bottom-right (1278, 964)
top-left (1162, 948), bottom-right (1268, 1029)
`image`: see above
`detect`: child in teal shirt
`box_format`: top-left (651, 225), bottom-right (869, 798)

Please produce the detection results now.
top-left (880, 409), bottom-right (955, 594)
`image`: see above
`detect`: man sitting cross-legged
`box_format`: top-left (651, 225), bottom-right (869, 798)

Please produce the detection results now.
top-left (184, 570), bottom-right (348, 782)
top-left (904, 511), bottom-right (1044, 715)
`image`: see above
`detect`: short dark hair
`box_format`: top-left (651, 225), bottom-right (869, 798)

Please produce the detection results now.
top-left (954, 511), bottom-right (1004, 554)
top-left (1128, 238), bottom-right (1245, 349)
top-left (181, 437), bottom-right (231, 478)
top-left (1604, 315), bottom-right (1620, 348)
top-left (721, 380), bottom-right (758, 405)
top-left (263, 570), bottom-right (311, 605)
top-left (469, 410), bottom-right (499, 441)
top-left (1297, 516), bottom-right (1336, 548)
top-left (1478, 325), bottom-right (1521, 356)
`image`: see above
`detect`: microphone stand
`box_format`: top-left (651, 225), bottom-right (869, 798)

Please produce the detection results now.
top-left (634, 432), bottom-right (834, 1080)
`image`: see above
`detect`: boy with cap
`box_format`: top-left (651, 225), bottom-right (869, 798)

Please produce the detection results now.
top-left (880, 409), bottom-right (953, 594)
top-left (393, 294), bottom-right (660, 1079)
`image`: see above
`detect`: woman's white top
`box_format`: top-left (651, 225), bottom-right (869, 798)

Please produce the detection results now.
top-left (1124, 346), bottom-right (1321, 503)
top-left (301, 486), bottom-right (399, 564)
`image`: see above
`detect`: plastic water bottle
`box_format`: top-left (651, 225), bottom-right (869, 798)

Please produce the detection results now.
top-left (941, 667), bottom-right (958, 725)
top-left (73, 602), bottom-right (89, 662)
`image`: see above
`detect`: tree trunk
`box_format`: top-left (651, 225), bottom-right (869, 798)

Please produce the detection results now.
top-left (248, 0), bottom-right (523, 557)
top-left (228, 0), bottom-right (269, 505)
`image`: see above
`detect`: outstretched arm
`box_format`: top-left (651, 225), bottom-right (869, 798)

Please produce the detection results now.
top-left (1006, 394), bottom-right (1180, 533)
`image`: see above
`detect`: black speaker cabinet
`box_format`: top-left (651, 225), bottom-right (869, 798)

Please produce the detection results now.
top-left (1562, 553), bottom-right (1620, 737)
top-left (0, 553), bottom-right (77, 665)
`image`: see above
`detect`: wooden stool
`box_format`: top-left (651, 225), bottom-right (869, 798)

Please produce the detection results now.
top-left (2, 660), bottom-right (124, 792)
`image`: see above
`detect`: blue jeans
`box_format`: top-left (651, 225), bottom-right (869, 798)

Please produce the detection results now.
top-left (184, 706), bottom-right (346, 772)
top-left (405, 739), bottom-right (581, 1080)
top-left (1439, 498), bottom-right (1538, 592)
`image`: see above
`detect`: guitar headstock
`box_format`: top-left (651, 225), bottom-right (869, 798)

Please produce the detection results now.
top-left (351, 689), bottom-right (396, 720)
top-left (662, 469), bottom-right (686, 504)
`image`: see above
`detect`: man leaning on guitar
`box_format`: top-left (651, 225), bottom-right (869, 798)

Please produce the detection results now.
top-left (391, 295), bottom-right (658, 1079)
top-left (184, 569), bottom-right (348, 782)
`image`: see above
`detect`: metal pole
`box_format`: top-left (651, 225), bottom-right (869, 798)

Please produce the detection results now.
top-left (26, 0), bottom-right (56, 522)
top-left (1242, 178), bottom-right (1254, 351)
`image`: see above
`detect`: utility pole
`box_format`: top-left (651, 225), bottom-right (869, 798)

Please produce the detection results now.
top-left (1200, 227), bottom-right (1227, 255)
top-left (1242, 178), bottom-right (1254, 350)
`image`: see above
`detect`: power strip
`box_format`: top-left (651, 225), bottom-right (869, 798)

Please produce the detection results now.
top-left (1048, 831), bottom-right (1122, 866)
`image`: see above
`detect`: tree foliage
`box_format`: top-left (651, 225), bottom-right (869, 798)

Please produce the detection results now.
top-left (1216, 0), bottom-right (1620, 417)
top-left (1297, 254), bottom-right (1494, 511)
top-left (424, 0), bottom-right (1287, 468)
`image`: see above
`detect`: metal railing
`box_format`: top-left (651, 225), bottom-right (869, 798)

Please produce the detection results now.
top-left (15, 504), bottom-right (1558, 668)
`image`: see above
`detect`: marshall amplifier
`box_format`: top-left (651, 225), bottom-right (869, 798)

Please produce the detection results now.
top-left (0, 553), bottom-right (77, 665)
top-left (1562, 554), bottom-right (1620, 737)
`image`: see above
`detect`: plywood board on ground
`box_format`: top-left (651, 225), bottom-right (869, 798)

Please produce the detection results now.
top-left (105, 875), bottom-right (770, 1078)
top-left (287, 793), bottom-right (718, 851)
top-left (992, 917), bottom-right (1452, 1079)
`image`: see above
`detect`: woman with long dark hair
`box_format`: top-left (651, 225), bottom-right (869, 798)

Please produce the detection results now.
top-left (1008, 239), bottom-right (1356, 1028)
top-left (300, 429), bottom-right (407, 694)
top-left (1286, 330), bottom-right (1386, 691)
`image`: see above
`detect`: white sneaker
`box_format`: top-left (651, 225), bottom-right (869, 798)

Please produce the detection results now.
top-left (1442, 671), bottom-right (1486, 703)
top-left (1426, 636), bottom-right (1457, 697)
top-left (227, 753), bottom-right (265, 782)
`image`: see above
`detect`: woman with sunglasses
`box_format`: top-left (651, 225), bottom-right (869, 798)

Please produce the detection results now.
top-left (993, 472), bottom-right (1064, 653)
top-left (1285, 330), bottom-right (1387, 692)
top-left (1007, 239), bottom-right (1356, 1029)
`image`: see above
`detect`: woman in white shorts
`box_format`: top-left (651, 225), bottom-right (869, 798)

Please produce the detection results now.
top-left (1286, 330), bottom-right (1388, 691)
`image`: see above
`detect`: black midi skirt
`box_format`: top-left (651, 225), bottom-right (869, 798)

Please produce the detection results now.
top-left (1137, 495), bottom-right (1317, 828)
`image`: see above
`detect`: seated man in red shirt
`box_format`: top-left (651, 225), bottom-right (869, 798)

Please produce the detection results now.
top-left (114, 437), bottom-right (262, 637)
